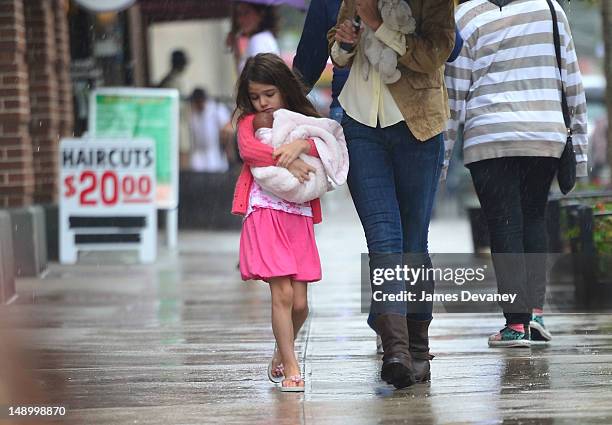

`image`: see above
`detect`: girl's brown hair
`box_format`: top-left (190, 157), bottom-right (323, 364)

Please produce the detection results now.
top-left (234, 53), bottom-right (320, 121)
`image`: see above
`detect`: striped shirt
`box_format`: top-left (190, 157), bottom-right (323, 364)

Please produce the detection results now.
top-left (444, 0), bottom-right (588, 176)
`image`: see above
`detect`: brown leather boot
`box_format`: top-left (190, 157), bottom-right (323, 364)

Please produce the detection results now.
top-left (406, 318), bottom-right (434, 383)
top-left (375, 314), bottom-right (415, 389)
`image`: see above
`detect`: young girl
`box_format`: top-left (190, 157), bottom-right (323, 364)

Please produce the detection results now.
top-left (232, 53), bottom-right (323, 392)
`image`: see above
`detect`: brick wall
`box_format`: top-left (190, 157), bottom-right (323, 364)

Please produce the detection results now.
top-left (0, 0), bottom-right (34, 208)
top-left (0, 1), bottom-right (74, 208)
top-left (25, 0), bottom-right (60, 204)
top-left (54, 0), bottom-right (73, 139)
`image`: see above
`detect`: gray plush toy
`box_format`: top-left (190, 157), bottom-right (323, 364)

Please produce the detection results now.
top-left (361, 0), bottom-right (416, 84)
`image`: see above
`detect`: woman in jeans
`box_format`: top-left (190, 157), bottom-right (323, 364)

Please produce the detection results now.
top-left (445, 0), bottom-right (588, 347)
top-left (330, 0), bottom-right (455, 388)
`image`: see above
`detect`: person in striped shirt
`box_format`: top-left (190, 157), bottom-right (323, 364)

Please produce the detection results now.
top-left (445, 0), bottom-right (588, 347)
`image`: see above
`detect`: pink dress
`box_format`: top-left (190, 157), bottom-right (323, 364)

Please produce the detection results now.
top-left (239, 175), bottom-right (322, 283)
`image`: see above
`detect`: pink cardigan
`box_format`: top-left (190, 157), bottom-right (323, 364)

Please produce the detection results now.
top-left (231, 114), bottom-right (322, 224)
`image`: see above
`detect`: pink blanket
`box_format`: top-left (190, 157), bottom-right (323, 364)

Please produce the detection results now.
top-left (251, 109), bottom-right (349, 204)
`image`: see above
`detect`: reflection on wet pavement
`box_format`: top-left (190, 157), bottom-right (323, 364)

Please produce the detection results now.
top-left (2, 190), bottom-right (612, 424)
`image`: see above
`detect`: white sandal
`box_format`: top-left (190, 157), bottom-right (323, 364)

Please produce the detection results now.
top-left (267, 345), bottom-right (284, 384)
top-left (280, 375), bottom-right (305, 392)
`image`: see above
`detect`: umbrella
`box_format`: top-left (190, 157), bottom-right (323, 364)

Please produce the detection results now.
top-left (232, 0), bottom-right (308, 10)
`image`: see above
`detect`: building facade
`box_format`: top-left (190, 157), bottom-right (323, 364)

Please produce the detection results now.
top-left (0, 0), bottom-right (74, 208)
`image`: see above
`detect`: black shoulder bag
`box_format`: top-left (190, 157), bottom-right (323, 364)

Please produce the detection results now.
top-left (546, 0), bottom-right (576, 194)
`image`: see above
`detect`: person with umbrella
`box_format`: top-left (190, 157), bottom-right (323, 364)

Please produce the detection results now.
top-left (226, 0), bottom-right (281, 74)
top-left (223, 0), bottom-right (287, 169)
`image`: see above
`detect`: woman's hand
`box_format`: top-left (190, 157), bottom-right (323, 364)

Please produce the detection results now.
top-left (356, 0), bottom-right (382, 31)
top-left (273, 139), bottom-right (311, 168)
top-left (286, 158), bottom-right (316, 184)
top-left (335, 19), bottom-right (362, 46)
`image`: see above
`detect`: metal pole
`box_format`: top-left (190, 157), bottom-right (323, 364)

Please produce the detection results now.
top-left (165, 208), bottom-right (178, 248)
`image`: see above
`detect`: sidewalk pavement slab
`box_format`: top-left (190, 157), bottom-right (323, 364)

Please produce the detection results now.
top-left (2, 190), bottom-right (612, 424)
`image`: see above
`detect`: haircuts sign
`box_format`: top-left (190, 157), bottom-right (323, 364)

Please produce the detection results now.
top-left (59, 138), bottom-right (157, 264)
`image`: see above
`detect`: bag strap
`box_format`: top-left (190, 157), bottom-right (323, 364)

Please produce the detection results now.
top-left (545, 0), bottom-right (572, 134)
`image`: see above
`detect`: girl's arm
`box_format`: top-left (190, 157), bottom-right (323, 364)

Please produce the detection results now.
top-left (237, 115), bottom-right (277, 167)
top-left (274, 137), bottom-right (321, 168)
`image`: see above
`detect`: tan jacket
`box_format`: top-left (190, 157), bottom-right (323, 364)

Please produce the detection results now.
top-left (328, 0), bottom-right (455, 141)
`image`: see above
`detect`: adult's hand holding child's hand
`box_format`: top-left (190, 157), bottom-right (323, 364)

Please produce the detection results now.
top-left (273, 139), bottom-right (311, 168)
top-left (286, 158), bottom-right (316, 184)
top-left (335, 19), bottom-right (362, 45)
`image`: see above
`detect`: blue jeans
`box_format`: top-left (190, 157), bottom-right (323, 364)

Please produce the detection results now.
top-left (329, 105), bottom-right (344, 124)
top-left (341, 114), bottom-right (443, 326)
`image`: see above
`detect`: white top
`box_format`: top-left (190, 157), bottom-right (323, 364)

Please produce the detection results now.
top-left (239, 30), bottom-right (280, 73)
top-left (189, 100), bottom-right (230, 172)
top-left (331, 23), bottom-right (406, 128)
top-left (246, 181), bottom-right (313, 218)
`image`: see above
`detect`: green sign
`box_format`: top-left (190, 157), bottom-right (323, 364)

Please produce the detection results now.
top-left (90, 89), bottom-right (179, 208)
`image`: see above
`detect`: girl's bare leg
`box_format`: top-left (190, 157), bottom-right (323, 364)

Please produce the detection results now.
top-left (269, 277), bottom-right (301, 387)
top-left (291, 281), bottom-right (309, 339)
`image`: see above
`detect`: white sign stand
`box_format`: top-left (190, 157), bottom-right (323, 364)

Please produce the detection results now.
top-left (88, 88), bottom-right (180, 249)
top-left (59, 138), bottom-right (157, 264)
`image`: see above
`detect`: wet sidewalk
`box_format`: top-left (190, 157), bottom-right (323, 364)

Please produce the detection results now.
top-left (3, 190), bottom-right (612, 424)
